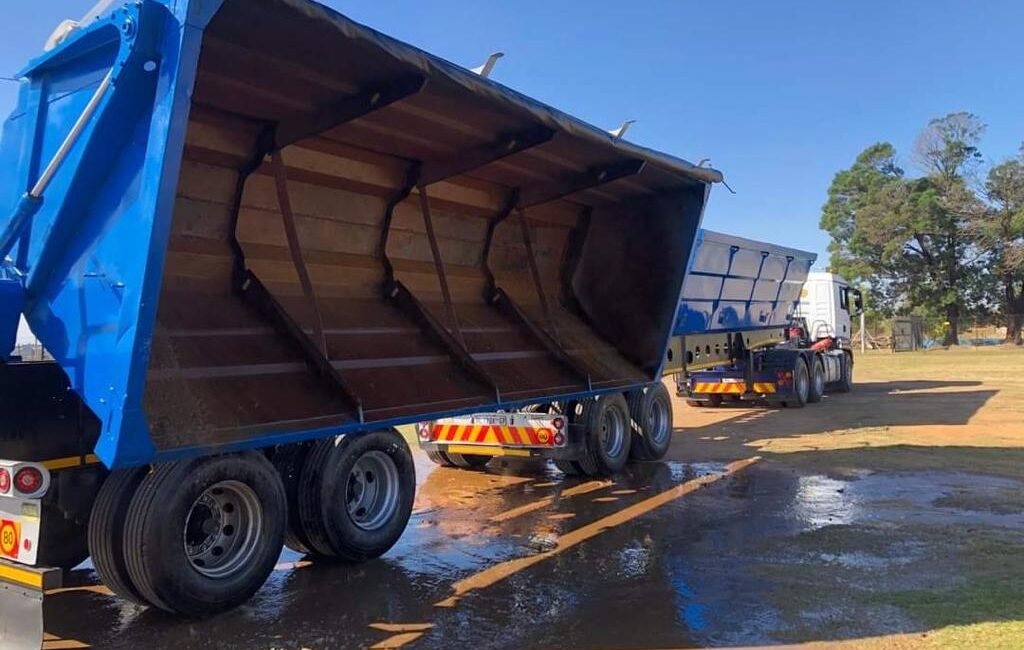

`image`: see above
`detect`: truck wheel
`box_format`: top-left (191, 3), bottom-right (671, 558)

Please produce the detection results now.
top-left (446, 453), bottom-right (492, 469)
top-left (123, 453), bottom-right (286, 615)
top-left (782, 358), bottom-right (810, 408)
top-left (628, 383), bottom-right (673, 461)
top-left (271, 444), bottom-right (314, 555)
top-left (298, 430), bottom-right (414, 563)
top-left (706, 394), bottom-right (724, 408)
top-left (807, 357), bottom-right (825, 403)
top-left (88, 468), bottom-right (149, 605)
top-left (685, 398), bottom-right (705, 408)
top-left (553, 459), bottom-right (583, 476)
top-left (425, 449), bottom-right (455, 467)
top-left (38, 503), bottom-right (90, 571)
top-left (577, 394), bottom-right (632, 476)
top-left (834, 353), bottom-right (853, 392)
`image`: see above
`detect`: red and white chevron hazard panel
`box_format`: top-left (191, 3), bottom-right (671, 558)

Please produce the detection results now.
top-left (419, 413), bottom-right (567, 448)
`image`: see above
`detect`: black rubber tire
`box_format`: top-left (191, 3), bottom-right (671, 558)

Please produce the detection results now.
top-left (808, 357), bottom-right (825, 404)
top-left (834, 353), bottom-right (854, 392)
top-left (447, 453), bottom-right (491, 469)
top-left (298, 430), bottom-right (415, 563)
top-left (123, 453), bottom-right (286, 615)
top-left (87, 468), bottom-right (149, 605)
top-left (271, 444), bottom-right (314, 555)
top-left (553, 459), bottom-right (583, 476)
top-left (425, 449), bottom-right (455, 467)
top-left (37, 503), bottom-right (90, 571)
top-left (684, 394), bottom-right (723, 407)
top-left (782, 357), bottom-right (810, 409)
top-left (576, 394), bottom-right (632, 477)
top-left (627, 382), bottom-right (674, 461)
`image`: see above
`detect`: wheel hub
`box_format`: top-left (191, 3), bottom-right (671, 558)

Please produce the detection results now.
top-left (649, 398), bottom-right (669, 445)
top-left (346, 451), bottom-right (400, 531)
top-left (796, 365), bottom-right (809, 402)
top-left (599, 406), bottom-right (626, 458)
top-left (184, 480), bottom-right (262, 579)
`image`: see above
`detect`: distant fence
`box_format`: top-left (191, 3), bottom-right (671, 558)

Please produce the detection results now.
top-left (854, 314), bottom-right (1024, 351)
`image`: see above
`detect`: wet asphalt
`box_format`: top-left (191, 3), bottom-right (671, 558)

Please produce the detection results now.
top-left (40, 413), bottom-right (1024, 649)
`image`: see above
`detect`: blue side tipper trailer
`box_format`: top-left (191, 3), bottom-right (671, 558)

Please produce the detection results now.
top-left (417, 229), bottom-right (862, 472)
top-left (0, 0), bottom-right (723, 641)
top-left (667, 229), bottom-right (861, 406)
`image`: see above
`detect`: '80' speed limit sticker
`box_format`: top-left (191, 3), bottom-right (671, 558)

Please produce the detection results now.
top-left (0, 519), bottom-right (20, 559)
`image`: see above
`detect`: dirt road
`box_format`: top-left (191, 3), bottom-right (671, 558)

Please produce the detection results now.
top-left (42, 347), bottom-right (1024, 649)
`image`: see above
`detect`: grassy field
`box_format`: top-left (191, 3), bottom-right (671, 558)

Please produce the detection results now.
top-left (693, 346), bottom-right (1024, 475)
top-left (673, 345), bottom-right (1024, 649)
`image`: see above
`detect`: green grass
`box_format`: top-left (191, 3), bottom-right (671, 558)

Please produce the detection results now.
top-left (868, 531), bottom-right (1024, 649)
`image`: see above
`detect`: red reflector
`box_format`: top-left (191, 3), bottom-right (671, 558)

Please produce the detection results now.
top-left (552, 417), bottom-right (565, 430)
top-left (418, 423), bottom-right (432, 441)
top-left (14, 467), bottom-right (43, 495)
top-left (0, 469), bottom-right (9, 494)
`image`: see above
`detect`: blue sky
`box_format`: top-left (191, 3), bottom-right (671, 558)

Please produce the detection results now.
top-left (1, 0), bottom-right (1022, 268)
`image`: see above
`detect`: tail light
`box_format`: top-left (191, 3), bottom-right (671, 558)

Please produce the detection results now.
top-left (553, 432), bottom-right (565, 446)
top-left (552, 417), bottom-right (565, 431)
top-left (0, 462), bottom-right (49, 498)
top-left (14, 467), bottom-right (44, 496)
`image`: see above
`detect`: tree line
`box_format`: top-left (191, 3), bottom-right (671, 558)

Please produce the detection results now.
top-left (820, 112), bottom-right (1024, 345)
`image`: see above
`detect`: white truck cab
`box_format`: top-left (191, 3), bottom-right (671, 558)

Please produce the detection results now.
top-left (797, 272), bottom-right (863, 341)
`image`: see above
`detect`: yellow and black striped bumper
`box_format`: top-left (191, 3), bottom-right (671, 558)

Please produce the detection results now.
top-left (691, 382), bottom-right (776, 395)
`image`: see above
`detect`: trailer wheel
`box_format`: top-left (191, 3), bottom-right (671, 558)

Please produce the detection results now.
top-left (834, 353), bottom-right (853, 392)
top-left (37, 503), bottom-right (90, 571)
top-left (446, 453), bottom-right (492, 469)
top-left (88, 468), bottom-right (149, 605)
top-left (271, 444), bottom-right (314, 555)
top-left (553, 459), bottom-right (583, 476)
top-left (123, 453), bottom-right (286, 615)
top-left (807, 357), bottom-right (825, 403)
top-left (425, 449), bottom-right (455, 467)
top-left (577, 394), bottom-right (632, 476)
top-left (705, 394), bottom-right (724, 407)
top-left (628, 382), bottom-right (673, 461)
top-left (782, 357), bottom-right (810, 408)
top-left (298, 430), bottom-right (414, 563)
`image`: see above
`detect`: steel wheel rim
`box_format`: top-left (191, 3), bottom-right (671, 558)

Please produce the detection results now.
top-left (649, 397), bottom-right (670, 445)
top-left (599, 405), bottom-right (626, 458)
top-left (795, 363), bottom-right (809, 402)
top-left (347, 451), bottom-right (400, 531)
top-left (184, 480), bottom-right (263, 579)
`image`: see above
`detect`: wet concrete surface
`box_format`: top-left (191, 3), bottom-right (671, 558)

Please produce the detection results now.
top-left (41, 441), bottom-right (1024, 650)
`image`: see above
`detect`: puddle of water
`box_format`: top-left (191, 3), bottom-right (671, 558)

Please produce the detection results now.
top-left (792, 475), bottom-right (859, 528)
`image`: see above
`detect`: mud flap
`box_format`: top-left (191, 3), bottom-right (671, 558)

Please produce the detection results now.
top-left (0, 560), bottom-right (60, 650)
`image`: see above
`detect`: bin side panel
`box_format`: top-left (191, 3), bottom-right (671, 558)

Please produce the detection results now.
top-left (675, 229), bottom-right (816, 336)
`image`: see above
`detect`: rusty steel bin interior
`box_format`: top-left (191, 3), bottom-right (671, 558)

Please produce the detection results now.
top-left (144, 0), bottom-right (711, 452)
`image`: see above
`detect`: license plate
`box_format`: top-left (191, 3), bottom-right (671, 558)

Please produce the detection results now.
top-left (470, 414), bottom-right (510, 426)
top-left (0, 497), bottom-right (40, 566)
